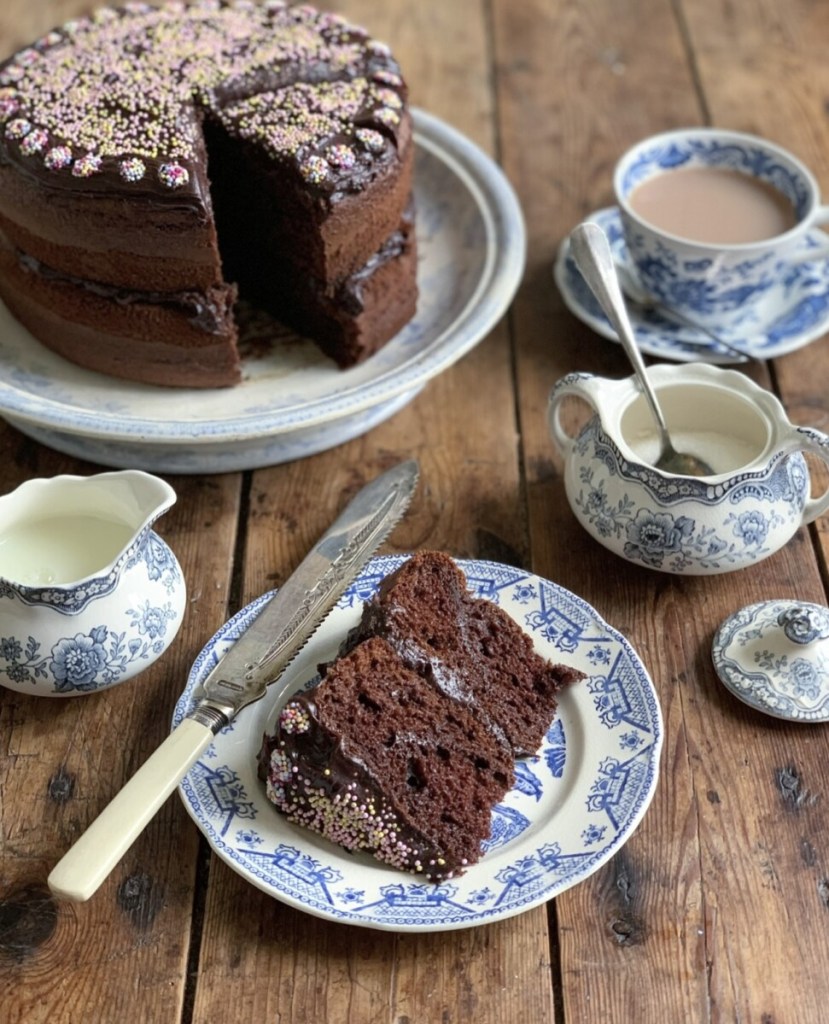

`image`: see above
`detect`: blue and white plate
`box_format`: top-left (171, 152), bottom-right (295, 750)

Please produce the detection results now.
top-left (174, 555), bottom-right (662, 932)
top-left (0, 109), bottom-right (525, 473)
top-left (554, 206), bottom-right (829, 363)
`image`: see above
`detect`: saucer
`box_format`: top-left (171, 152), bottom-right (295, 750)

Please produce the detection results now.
top-left (712, 600), bottom-right (829, 722)
top-left (554, 206), bottom-right (829, 363)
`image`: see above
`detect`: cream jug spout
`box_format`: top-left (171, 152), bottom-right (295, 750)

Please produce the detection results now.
top-left (0, 470), bottom-right (176, 586)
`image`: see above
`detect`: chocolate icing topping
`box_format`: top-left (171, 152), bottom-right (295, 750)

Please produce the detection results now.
top-left (0, 1), bottom-right (407, 199)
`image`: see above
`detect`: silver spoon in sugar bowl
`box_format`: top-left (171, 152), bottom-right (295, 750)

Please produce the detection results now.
top-left (569, 221), bottom-right (715, 478)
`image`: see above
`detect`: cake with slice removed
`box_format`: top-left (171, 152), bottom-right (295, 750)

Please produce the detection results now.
top-left (0, 1), bottom-right (417, 387)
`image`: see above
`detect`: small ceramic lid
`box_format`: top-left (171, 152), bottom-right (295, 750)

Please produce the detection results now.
top-left (712, 600), bottom-right (829, 722)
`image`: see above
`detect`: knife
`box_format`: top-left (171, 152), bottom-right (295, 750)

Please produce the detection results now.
top-left (47, 459), bottom-right (419, 902)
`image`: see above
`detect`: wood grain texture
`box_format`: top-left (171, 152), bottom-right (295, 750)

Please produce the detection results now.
top-left (1, 1), bottom-right (829, 1021)
top-left (187, 3), bottom-right (550, 1023)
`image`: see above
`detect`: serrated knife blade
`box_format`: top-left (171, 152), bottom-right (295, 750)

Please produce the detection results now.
top-left (47, 459), bottom-right (419, 902)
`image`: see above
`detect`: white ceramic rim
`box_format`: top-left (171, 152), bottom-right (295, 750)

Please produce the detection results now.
top-left (613, 126), bottom-right (822, 252)
top-left (603, 362), bottom-right (789, 481)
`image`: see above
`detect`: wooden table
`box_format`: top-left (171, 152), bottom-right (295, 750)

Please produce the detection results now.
top-left (3, 1), bottom-right (829, 1021)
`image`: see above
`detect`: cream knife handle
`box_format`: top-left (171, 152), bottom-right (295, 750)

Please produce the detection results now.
top-left (47, 718), bottom-right (213, 902)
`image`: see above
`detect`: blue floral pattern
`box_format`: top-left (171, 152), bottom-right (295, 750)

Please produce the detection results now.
top-left (0, 529), bottom-right (184, 694)
top-left (712, 600), bottom-right (829, 721)
top-left (617, 134), bottom-right (815, 331)
top-left (564, 417), bottom-right (807, 574)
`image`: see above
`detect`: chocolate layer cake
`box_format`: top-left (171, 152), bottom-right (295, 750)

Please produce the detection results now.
top-left (0, 2), bottom-right (417, 387)
top-left (259, 552), bottom-right (584, 880)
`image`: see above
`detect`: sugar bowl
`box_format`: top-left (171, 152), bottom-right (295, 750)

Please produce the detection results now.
top-left (548, 362), bottom-right (829, 574)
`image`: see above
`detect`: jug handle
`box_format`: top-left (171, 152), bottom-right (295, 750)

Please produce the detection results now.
top-left (548, 372), bottom-right (604, 457)
top-left (786, 426), bottom-right (829, 524)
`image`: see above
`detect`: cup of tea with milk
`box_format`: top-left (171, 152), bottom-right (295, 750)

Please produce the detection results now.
top-left (614, 127), bottom-right (829, 332)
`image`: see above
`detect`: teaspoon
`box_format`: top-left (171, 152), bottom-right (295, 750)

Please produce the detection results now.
top-left (569, 221), bottom-right (715, 478)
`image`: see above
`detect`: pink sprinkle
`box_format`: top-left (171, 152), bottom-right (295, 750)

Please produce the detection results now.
top-left (0, 97), bottom-right (20, 122)
top-left (44, 146), bottom-right (72, 170)
top-left (326, 143), bottom-right (355, 169)
top-left (158, 162), bottom-right (190, 188)
top-left (20, 128), bottom-right (48, 155)
top-left (16, 49), bottom-right (40, 67)
top-left (5, 118), bottom-right (32, 140)
top-left (373, 70), bottom-right (403, 88)
top-left (72, 152), bottom-right (102, 178)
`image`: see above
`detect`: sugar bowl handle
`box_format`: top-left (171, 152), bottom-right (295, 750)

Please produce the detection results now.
top-left (787, 426), bottom-right (829, 524)
top-left (548, 372), bottom-right (606, 457)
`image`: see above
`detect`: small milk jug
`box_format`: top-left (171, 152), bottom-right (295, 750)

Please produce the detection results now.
top-left (0, 470), bottom-right (186, 696)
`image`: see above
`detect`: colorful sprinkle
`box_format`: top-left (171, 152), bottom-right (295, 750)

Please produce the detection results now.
top-left (5, 118), bottom-right (32, 140)
top-left (158, 162), bottom-right (189, 188)
top-left (375, 107), bottom-right (400, 128)
top-left (38, 31), bottom-right (64, 48)
top-left (0, 97), bottom-right (20, 122)
top-left (44, 145), bottom-right (72, 170)
top-left (119, 157), bottom-right (146, 182)
top-left (279, 702), bottom-right (311, 734)
top-left (355, 128), bottom-right (385, 153)
top-left (3, 5), bottom-right (403, 177)
top-left (72, 152), bottom-right (102, 177)
top-left (326, 143), bottom-right (355, 169)
top-left (20, 129), bottom-right (48, 155)
top-left (299, 154), bottom-right (329, 184)
top-left (368, 40), bottom-right (392, 56)
top-left (16, 49), bottom-right (40, 67)
top-left (374, 87), bottom-right (403, 110)
top-left (1, 66), bottom-right (25, 84)
top-left (372, 70), bottom-right (403, 88)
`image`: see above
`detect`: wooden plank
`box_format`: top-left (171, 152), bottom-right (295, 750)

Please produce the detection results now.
top-left (491, 2), bottom-right (713, 1017)
top-left (0, 419), bottom-right (242, 1023)
top-left (668, 4), bottom-right (829, 1021)
top-left (497, 0), bottom-right (829, 1021)
top-left (187, 2), bottom-right (556, 1022)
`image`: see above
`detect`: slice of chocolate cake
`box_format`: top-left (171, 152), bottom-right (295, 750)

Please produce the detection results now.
top-left (259, 552), bottom-right (584, 880)
top-left (352, 550), bottom-right (584, 756)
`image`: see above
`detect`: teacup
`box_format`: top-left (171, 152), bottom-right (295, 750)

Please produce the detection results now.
top-left (614, 128), bottom-right (829, 332)
top-left (548, 363), bottom-right (829, 575)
